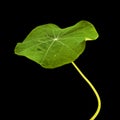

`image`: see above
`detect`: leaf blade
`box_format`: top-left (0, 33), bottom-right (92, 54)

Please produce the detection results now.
top-left (14, 20), bottom-right (98, 68)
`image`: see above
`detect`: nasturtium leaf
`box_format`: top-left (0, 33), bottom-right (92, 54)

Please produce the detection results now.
top-left (14, 20), bottom-right (99, 68)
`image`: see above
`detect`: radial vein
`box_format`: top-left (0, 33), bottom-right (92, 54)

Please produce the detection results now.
top-left (41, 40), bottom-right (55, 63)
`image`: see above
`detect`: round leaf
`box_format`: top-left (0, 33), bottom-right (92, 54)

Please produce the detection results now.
top-left (14, 20), bottom-right (99, 68)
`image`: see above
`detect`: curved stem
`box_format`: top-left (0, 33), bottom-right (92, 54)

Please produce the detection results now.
top-left (71, 62), bottom-right (101, 120)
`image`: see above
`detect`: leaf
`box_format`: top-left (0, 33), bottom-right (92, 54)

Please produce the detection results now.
top-left (14, 20), bottom-right (99, 69)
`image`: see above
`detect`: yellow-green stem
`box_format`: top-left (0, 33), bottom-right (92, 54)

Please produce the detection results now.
top-left (71, 62), bottom-right (101, 120)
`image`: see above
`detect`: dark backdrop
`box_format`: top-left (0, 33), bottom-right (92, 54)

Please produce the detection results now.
top-left (1, 1), bottom-right (116, 120)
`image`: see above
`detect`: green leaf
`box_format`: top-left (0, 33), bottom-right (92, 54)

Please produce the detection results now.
top-left (14, 20), bottom-right (99, 69)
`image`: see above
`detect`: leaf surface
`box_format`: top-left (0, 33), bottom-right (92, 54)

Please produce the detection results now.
top-left (14, 20), bottom-right (99, 68)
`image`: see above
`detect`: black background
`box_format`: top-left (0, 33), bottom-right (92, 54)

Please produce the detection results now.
top-left (1, 1), bottom-right (116, 120)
